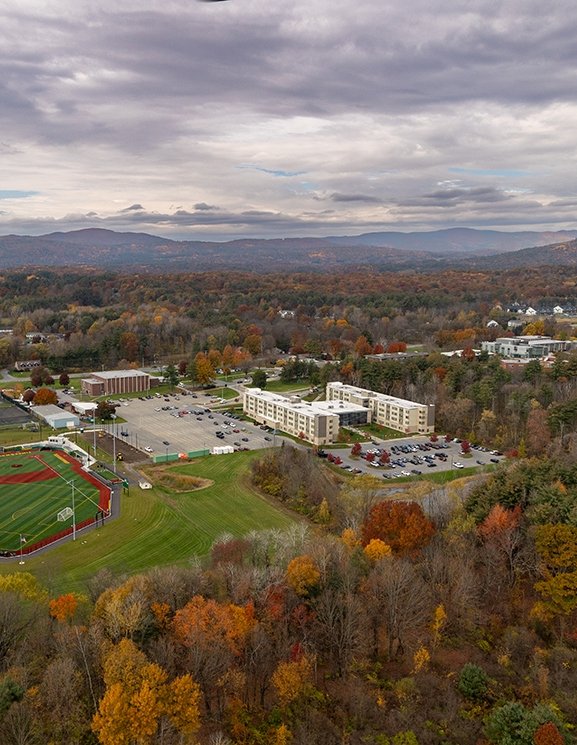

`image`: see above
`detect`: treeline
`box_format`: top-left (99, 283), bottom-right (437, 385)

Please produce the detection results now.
top-left (0, 266), bottom-right (576, 373)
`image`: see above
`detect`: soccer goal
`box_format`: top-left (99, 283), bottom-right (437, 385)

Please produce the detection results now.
top-left (57, 506), bottom-right (74, 522)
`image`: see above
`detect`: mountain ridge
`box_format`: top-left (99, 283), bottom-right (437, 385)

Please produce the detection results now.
top-left (0, 227), bottom-right (575, 271)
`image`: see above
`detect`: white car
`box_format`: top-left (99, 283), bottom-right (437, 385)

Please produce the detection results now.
top-left (144, 446), bottom-right (154, 453)
top-left (453, 462), bottom-right (464, 469)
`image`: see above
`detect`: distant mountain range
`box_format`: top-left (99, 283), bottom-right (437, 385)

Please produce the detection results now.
top-left (0, 227), bottom-right (576, 272)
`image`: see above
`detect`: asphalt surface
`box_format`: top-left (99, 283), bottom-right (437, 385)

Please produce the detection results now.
top-left (324, 436), bottom-right (504, 478)
top-left (100, 390), bottom-right (284, 457)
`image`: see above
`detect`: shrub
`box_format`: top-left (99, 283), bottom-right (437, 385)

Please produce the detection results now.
top-left (457, 663), bottom-right (489, 702)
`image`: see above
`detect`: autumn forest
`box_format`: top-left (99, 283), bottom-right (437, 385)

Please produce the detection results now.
top-left (2, 265), bottom-right (577, 743)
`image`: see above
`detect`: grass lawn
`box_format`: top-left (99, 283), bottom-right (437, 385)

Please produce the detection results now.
top-left (246, 379), bottom-right (312, 394)
top-left (0, 450), bottom-right (294, 594)
top-left (358, 422), bottom-right (409, 440)
top-left (203, 386), bottom-right (240, 401)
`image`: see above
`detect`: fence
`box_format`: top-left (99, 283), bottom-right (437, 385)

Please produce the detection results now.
top-left (152, 448), bottom-right (210, 464)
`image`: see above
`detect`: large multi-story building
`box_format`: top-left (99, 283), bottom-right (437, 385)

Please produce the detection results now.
top-left (242, 388), bottom-right (368, 446)
top-left (243, 382), bottom-right (434, 444)
top-left (81, 369), bottom-right (150, 397)
top-left (481, 336), bottom-right (570, 359)
top-left (326, 382), bottom-right (435, 435)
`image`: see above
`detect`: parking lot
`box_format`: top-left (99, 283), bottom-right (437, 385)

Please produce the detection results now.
top-left (104, 391), bottom-right (284, 457)
top-left (322, 436), bottom-right (505, 478)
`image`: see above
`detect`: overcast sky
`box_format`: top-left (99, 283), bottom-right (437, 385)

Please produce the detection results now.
top-left (1, 0), bottom-right (577, 239)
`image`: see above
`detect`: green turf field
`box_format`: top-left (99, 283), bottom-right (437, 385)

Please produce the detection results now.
top-left (0, 450), bottom-right (108, 553)
top-left (0, 450), bottom-right (295, 593)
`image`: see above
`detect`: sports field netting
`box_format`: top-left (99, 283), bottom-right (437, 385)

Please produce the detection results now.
top-left (0, 449), bottom-right (111, 554)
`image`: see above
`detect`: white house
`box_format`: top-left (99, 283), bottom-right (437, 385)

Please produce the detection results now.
top-left (554, 305), bottom-right (564, 315)
top-left (525, 307), bottom-right (537, 316)
top-left (486, 320), bottom-right (500, 328)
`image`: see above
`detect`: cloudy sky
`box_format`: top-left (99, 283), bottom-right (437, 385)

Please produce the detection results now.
top-left (1, 0), bottom-right (577, 239)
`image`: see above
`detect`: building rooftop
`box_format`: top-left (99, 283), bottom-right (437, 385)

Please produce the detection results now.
top-left (90, 369), bottom-right (149, 380)
top-left (327, 381), bottom-right (425, 409)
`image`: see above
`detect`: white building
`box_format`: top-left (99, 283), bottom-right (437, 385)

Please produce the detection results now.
top-left (326, 382), bottom-right (435, 435)
top-left (33, 405), bottom-right (80, 429)
top-left (243, 389), bottom-right (351, 445)
top-left (481, 336), bottom-right (570, 359)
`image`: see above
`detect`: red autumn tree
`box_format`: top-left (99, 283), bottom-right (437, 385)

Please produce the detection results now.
top-left (351, 442), bottom-right (362, 457)
top-left (534, 722), bottom-right (564, 745)
top-left (361, 501), bottom-right (435, 555)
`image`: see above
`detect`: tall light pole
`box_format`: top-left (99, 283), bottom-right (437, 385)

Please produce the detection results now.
top-left (72, 481), bottom-right (76, 541)
top-left (92, 409), bottom-right (97, 458)
top-left (112, 432), bottom-right (116, 473)
top-left (19, 534), bottom-right (26, 564)
top-left (163, 440), bottom-right (170, 462)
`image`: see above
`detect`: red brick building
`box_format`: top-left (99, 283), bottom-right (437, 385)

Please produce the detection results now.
top-left (81, 370), bottom-right (151, 396)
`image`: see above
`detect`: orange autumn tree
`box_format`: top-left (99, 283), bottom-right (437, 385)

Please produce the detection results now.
top-left (361, 501), bottom-right (435, 556)
top-left (172, 595), bottom-right (257, 657)
top-left (49, 592), bottom-right (85, 623)
top-left (478, 504), bottom-right (524, 585)
top-left (92, 638), bottom-right (201, 745)
top-left (33, 387), bottom-right (58, 405)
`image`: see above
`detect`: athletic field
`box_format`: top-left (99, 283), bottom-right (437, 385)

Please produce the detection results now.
top-left (0, 449), bottom-right (110, 554)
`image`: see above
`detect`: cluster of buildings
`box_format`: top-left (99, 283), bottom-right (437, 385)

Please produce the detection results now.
top-left (242, 382), bottom-right (434, 446)
top-left (481, 335), bottom-right (571, 360)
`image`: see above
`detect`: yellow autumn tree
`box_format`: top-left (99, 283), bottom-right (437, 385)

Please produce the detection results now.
top-left (363, 538), bottom-right (392, 563)
top-left (341, 527), bottom-right (361, 550)
top-left (285, 555), bottom-right (321, 596)
top-left (92, 639), bottom-right (201, 745)
top-left (0, 572), bottom-right (47, 602)
top-left (431, 604), bottom-right (447, 647)
top-left (412, 644), bottom-right (431, 673)
top-left (271, 654), bottom-right (315, 708)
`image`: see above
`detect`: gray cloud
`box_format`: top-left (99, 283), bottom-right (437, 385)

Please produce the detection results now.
top-left (0, 1), bottom-right (576, 238)
top-left (330, 193), bottom-right (382, 204)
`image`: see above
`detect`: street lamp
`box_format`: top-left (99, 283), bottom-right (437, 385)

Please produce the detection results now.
top-left (163, 440), bottom-right (170, 462)
top-left (19, 534), bottom-right (26, 564)
top-left (92, 410), bottom-right (97, 458)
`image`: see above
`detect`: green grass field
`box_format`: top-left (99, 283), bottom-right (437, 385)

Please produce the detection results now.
top-left (0, 450), bottom-right (294, 594)
top-left (0, 450), bottom-right (107, 552)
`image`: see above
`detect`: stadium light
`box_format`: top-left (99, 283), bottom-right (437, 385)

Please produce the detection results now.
top-left (72, 482), bottom-right (76, 541)
top-left (19, 533), bottom-right (26, 564)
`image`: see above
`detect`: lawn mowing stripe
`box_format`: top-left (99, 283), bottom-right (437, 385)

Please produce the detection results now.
top-left (0, 450), bottom-right (294, 593)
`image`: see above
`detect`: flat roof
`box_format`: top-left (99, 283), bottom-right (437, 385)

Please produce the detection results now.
top-left (246, 389), bottom-right (338, 419)
top-left (312, 400), bottom-right (368, 415)
top-left (33, 404), bottom-right (67, 416)
top-left (327, 382), bottom-right (425, 409)
top-left (90, 369), bottom-right (149, 380)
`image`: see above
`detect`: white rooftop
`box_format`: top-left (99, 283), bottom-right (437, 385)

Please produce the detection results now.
top-left (91, 369), bottom-right (149, 379)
